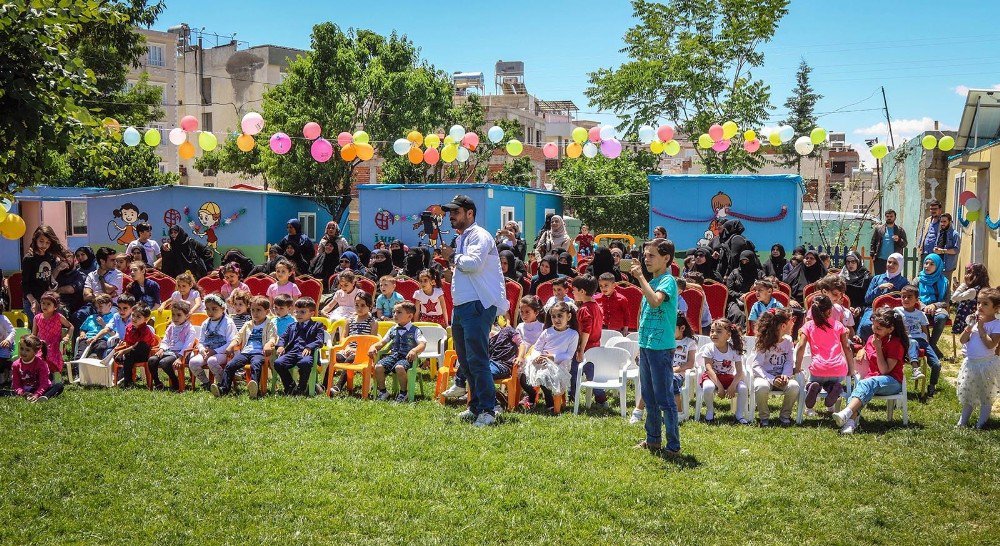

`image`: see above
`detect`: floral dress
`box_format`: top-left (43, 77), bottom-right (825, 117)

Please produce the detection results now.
top-left (34, 312), bottom-right (65, 373)
top-left (952, 285), bottom-right (981, 334)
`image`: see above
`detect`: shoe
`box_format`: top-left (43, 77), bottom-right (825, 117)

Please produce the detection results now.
top-left (37, 396), bottom-right (48, 402)
top-left (247, 380), bottom-right (259, 399)
top-left (441, 384), bottom-right (467, 399)
top-left (831, 409), bottom-right (849, 427)
top-left (394, 393), bottom-right (408, 403)
top-left (760, 418), bottom-right (770, 427)
top-left (457, 409), bottom-right (476, 422)
top-left (472, 413), bottom-right (496, 427)
top-left (804, 408), bottom-right (818, 418)
top-left (518, 396), bottom-right (534, 411)
top-left (737, 417), bottom-right (751, 425)
top-left (629, 409), bottom-right (644, 424)
top-left (315, 384), bottom-right (325, 396)
top-left (840, 418), bottom-right (856, 434)
top-left (926, 385), bottom-right (936, 398)
top-left (912, 367), bottom-right (924, 380)
top-left (376, 390), bottom-right (391, 402)
top-left (779, 417), bottom-right (792, 426)
top-left (201, 382), bottom-right (212, 392)
top-left (704, 411), bottom-right (715, 423)
top-left (493, 404), bottom-right (504, 415)
top-left (210, 384), bottom-right (222, 398)
top-left (330, 385), bottom-right (341, 395)
top-left (634, 440), bottom-right (662, 452)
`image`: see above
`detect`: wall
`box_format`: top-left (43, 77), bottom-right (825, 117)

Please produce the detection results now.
top-left (648, 174), bottom-right (803, 253)
top-left (947, 144), bottom-right (999, 283)
top-left (881, 134), bottom-right (951, 245)
top-left (264, 195), bottom-right (334, 246)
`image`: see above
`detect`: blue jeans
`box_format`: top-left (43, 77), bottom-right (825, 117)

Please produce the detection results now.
top-left (452, 301), bottom-right (497, 416)
top-left (639, 347), bottom-right (679, 452)
top-left (454, 360), bottom-right (511, 388)
top-left (848, 375), bottom-right (902, 407)
top-left (929, 313), bottom-right (947, 357)
top-left (908, 337), bottom-right (941, 387)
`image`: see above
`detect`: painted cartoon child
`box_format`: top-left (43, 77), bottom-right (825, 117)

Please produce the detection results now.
top-left (110, 203), bottom-right (148, 245)
top-left (708, 191), bottom-right (732, 238)
top-left (195, 202), bottom-right (221, 251)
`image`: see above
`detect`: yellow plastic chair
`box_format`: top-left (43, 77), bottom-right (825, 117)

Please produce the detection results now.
top-left (323, 335), bottom-right (380, 398)
top-left (151, 309), bottom-right (171, 337)
top-left (4, 310), bottom-right (28, 328)
top-left (377, 320), bottom-right (394, 338)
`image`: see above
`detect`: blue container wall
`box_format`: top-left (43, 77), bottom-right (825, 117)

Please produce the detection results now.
top-left (484, 188), bottom-right (522, 239)
top-left (264, 196), bottom-right (333, 245)
top-left (358, 187), bottom-right (488, 248)
top-left (648, 174), bottom-right (803, 253)
top-left (0, 203), bottom-right (23, 272)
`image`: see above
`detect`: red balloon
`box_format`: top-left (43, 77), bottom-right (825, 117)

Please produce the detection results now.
top-left (959, 190), bottom-right (977, 206)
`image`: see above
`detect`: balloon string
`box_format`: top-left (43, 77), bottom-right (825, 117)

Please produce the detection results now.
top-left (651, 205), bottom-right (788, 223)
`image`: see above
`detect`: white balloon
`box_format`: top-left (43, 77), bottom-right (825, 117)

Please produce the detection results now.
top-left (457, 146), bottom-right (470, 163)
top-left (965, 197), bottom-right (982, 212)
top-left (638, 125), bottom-right (655, 145)
top-left (449, 125), bottom-right (466, 142)
top-left (487, 125), bottom-right (505, 143)
top-left (123, 126), bottom-right (141, 147)
top-left (794, 136), bottom-right (814, 155)
top-left (583, 142), bottom-right (599, 158)
top-left (778, 125), bottom-right (794, 143)
top-left (392, 138), bottom-right (411, 156)
top-left (168, 127), bottom-right (186, 146)
top-left (599, 125), bottom-right (616, 141)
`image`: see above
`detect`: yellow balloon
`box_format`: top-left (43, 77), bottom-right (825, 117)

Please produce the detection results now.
top-left (353, 131), bottom-right (370, 144)
top-left (443, 135), bottom-right (455, 146)
top-left (566, 142), bottom-right (582, 158)
top-left (649, 140), bottom-right (664, 154)
top-left (664, 140), bottom-right (681, 156)
top-left (425, 134), bottom-right (440, 149)
top-left (571, 127), bottom-right (588, 145)
top-left (356, 142), bottom-right (375, 161)
top-left (871, 143), bottom-right (889, 160)
top-left (0, 213), bottom-right (26, 240)
top-left (178, 141), bottom-right (196, 160)
top-left (506, 139), bottom-right (523, 156)
top-left (768, 132), bottom-right (782, 146)
top-left (938, 135), bottom-right (955, 152)
top-left (698, 134), bottom-right (714, 149)
top-left (237, 134), bottom-right (256, 152)
top-left (441, 144), bottom-right (458, 163)
top-left (407, 130), bottom-right (423, 145)
top-left (198, 131), bottom-right (218, 152)
top-left (743, 130), bottom-right (757, 142)
top-left (722, 120), bottom-right (738, 140)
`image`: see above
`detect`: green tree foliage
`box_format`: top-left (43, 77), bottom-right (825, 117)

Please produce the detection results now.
top-left (550, 151), bottom-right (656, 236)
top-left (586, 0), bottom-right (789, 174)
top-left (778, 60), bottom-right (823, 172)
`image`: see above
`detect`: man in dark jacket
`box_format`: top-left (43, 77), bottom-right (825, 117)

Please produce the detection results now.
top-left (869, 209), bottom-right (907, 275)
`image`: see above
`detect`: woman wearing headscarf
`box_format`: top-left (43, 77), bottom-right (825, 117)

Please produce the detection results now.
top-left (354, 244), bottom-right (372, 268)
top-left (336, 250), bottom-right (367, 279)
top-left (783, 249), bottom-right (827, 302)
top-left (534, 214), bottom-right (570, 260)
top-left (916, 253), bottom-right (949, 358)
top-left (557, 251), bottom-right (578, 278)
top-left (309, 239), bottom-right (341, 291)
top-left (725, 250), bottom-right (763, 326)
top-left (714, 219), bottom-right (755, 280)
top-left (278, 218), bottom-right (316, 265)
top-left (389, 240), bottom-right (406, 269)
top-left (160, 226), bottom-right (209, 279)
top-left (221, 248), bottom-right (255, 280)
top-left (762, 244), bottom-right (787, 278)
top-left (839, 251), bottom-right (872, 310)
top-left (857, 252), bottom-right (909, 342)
top-left (282, 242), bottom-right (310, 277)
top-left (586, 247), bottom-right (622, 282)
top-left (366, 249), bottom-right (397, 281)
top-left (529, 254), bottom-right (560, 296)
top-left (783, 245), bottom-right (806, 278)
top-left (249, 244), bottom-right (281, 276)
top-left (536, 212), bottom-right (554, 241)
top-left (692, 246), bottom-right (721, 282)
top-left (500, 249), bottom-right (530, 296)
top-left (402, 248), bottom-right (427, 279)
top-left (75, 246), bottom-right (98, 275)
top-left (495, 221), bottom-right (528, 263)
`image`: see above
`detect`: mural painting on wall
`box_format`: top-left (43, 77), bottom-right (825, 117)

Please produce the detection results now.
top-left (184, 203), bottom-right (247, 252)
top-left (374, 205), bottom-right (449, 246)
top-left (108, 202), bottom-right (149, 244)
top-left (652, 190), bottom-right (789, 247)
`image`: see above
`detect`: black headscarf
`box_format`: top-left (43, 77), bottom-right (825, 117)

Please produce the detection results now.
top-left (75, 246), bottom-right (97, 275)
top-left (162, 226), bottom-right (209, 279)
top-left (354, 244), bottom-right (372, 269)
top-left (278, 218), bottom-right (315, 264)
top-left (368, 249), bottom-right (396, 280)
top-left (557, 251), bottom-right (577, 278)
top-left (529, 254), bottom-right (560, 295)
top-left (693, 246), bottom-right (720, 282)
top-left (390, 241), bottom-right (406, 269)
top-left (841, 250), bottom-right (872, 307)
top-left (715, 219), bottom-right (754, 280)
top-left (309, 249), bottom-right (340, 291)
top-left (500, 250), bottom-right (523, 281)
top-left (221, 248), bottom-right (255, 279)
top-left (726, 249), bottom-right (763, 298)
top-left (762, 244), bottom-right (787, 278)
top-left (587, 247), bottom-right (621, 282)
top-left (403, 248), bottom-right (426, 278)
top-left (783, 249), bottom-right (827, 301)
top-left (536, 212), bottom-right (555, 240)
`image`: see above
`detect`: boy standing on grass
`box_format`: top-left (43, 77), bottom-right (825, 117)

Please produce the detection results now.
top-left (273, 297), bottom-right (325, 395)
top-left (368, 301), bottom-right (427, 403)
top-left (571, 275), bottom-right (605, 405)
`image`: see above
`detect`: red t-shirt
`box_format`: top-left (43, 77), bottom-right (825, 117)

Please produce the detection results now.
top-left (862, 334), bottom-right (905, 383)
top-left (595, 291), bottom-right (629, 331)
top-left (577, 300), bottom-right (604, 351)
top-left (124, 322), bottom-right (159, 348)
top-left (574, 233), bottom-right (594, 249)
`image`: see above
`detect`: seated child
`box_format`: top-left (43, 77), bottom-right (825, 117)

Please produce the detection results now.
top-left (367, 301), bottom-right (427, 403)
top-left (574, 225), bottom-right (594, 257)
top-left (795, 295), bottom-right (856, 417)
top-left (111, 304), bottom-right (158, 388)
top-left (271, 294), bottom-right (295, 337)
top-left (697, 319), bottom-right (748, 423)
top-left (160, 271), bottom-right (203, 313)
top-left (543, 277), bottom-right (576, 313)
top-left (75, 293), bottom-right (116, 361)
top-left (596, 272), bottom-right (629, 335)
top-left (187, 294), bottom-right (236, 391)
top-left (519, 302), bottom-right (580, 411)
top-left (11, 335), bottom-right (62, 401)
top-left (816, 274), bottom-right (855, 335)
top-left (414, 269), bottom-right (448, 327)
top-left (323, 270), bottom-right (363, 321)
top-left (0, 312), bottom-right (14, 394)
top-left (228, 288), bottom-right (253, 331)
top-left (148, 300), bottom-right (195, 391)
top-left (571, 274), bottom-right (604, 404)
top-left (273, 297), bottom-right (325, 395)
top-left (374, 275), bottom-right (404, 320)
top-left (220, 262), bottom-right (251, 301)
top-left (216, 296), bottom-right (277, 398)
top-left (751, 309), bottom-right (799, 425)
top-left (895, 285), bottom-right (941, 395)
top-left (442, 315), bottom-right (521, 405)
top-left (748, 279), bottom-right (784, 331)
top-left (330, 292), bottom-right (378, 394)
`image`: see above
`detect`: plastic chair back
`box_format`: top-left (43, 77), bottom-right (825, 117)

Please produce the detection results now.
top-left (377, 321), bottom-right (394, 337)
top-left (245, 274), bottom-right (275, 297)
top-left (804, 292), bottom-right (850, 310)
top-left (355, 277), bottom-right (376, 296)
top-left (776, 282), bottom-right (792, 297)
top-left (197, 276), bottom-right (225, 296)
top-left (615, 282), bottom-right (642, 332)
top-left (190, 313), bottom-right (209, 326)
top-left (504, 280), bottom-right (521, 323)
top-left (150, 275), bottom-right (176, 303)
top-left (600, 329), bottom-right (621, 347)
top-left (583, 346), bottom-right (632, 382)
top-left (395, 278), bottom-right (420, 302)
top-left (296, 276), bottom-right (323, 304)
top-left (701, 281), bottom-right (728, 320)
top-left (680, 289), bottom-right (704, 334)
top-left (4, 310), bottom-right (28, 328)
top-left (872, 293), bottom-right (902, 311)
top-left (607, 337), bottom-right (639, 361)
top-left (626, 332), bottom-right (640, 342)
top-left (535, 280), bottom-right (554, 304)
top-left (417, 324), bottom-right (448, 355)
top-left (803, 282), bottom-right (818, 301)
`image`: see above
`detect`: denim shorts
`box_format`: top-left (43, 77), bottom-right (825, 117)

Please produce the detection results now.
top-left (673, 372), bottom-right (684, 395)
top-left (377, 353), bottom-right (412, 372)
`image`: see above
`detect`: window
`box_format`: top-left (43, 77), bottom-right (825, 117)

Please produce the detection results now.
top-left (201, 112), bottom-right (213, 132)
top-left (298, 213), bottom-right (316, 240)
top-left (66, 201), bottom-right (87, 236)
top-left (201, 77), bottom-right (212, 104)
top-left (831, 161), bottom-right (846, 174)
top-left (147, 45), bottom-right (165, 67)
top-left (852, 203), bottom-right (867, 214)
top-left (954, 171), bottom-right (966, 220)
top-left (500, 206), bottom-right (515, 226)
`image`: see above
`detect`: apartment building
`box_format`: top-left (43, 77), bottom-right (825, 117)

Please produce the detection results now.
top-left (126, 28), bottom-right (180, 176)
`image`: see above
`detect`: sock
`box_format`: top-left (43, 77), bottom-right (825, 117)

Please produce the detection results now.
top-left (978, 403), bottom-right (991, 428)
top-left (958, 404), bottom-right (973, 426)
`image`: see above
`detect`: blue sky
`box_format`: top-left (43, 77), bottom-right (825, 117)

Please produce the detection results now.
top-left (153, 0), bottom-right (1000, 166)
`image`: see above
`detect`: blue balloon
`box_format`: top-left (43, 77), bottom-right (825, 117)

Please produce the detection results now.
top-left (123, 126), bottom-right (141, 146)
top-left (487, 125), bottom-right (505, 143)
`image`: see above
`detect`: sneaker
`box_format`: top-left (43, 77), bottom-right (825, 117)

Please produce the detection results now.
top-left (457, 409), bottom-right (476, 422)
top-left (840, 418), bottom-right (856, 435)
top-left (704, 411), bottom-right (715, 423)
top-left (394, 393), bottom-right (408, 403)
top-left (210, 384), bottom-right (222, 398)
top-left (804, 408), bottom-right (818, 418)
top-left (912, 367), bottom-right (924, 380)
top-left (831, 409), bottom-right (850, 428)
top-left (247, 380), bottom-right (259, 399)
top-left (760, 418), bottom-right (770, 427)
top-left (36, 396), bottom-right (48, 402)
top-left (330, 385), bottom-right (341, 395)
top-left (376, 390), bottom-right (391, 402)
top-left (779, 417), bottom-right (792, 426)
top-left (629, 409), bottom-right (644, 425)
top-left (518, 396), bottom-right (534, 411)
top-left (472, 412), bottom-right (496, 427)
top-left (315, 384), bottom-right (325, 396)
top-left (737, 417), bottom-right (751, 425)
top-left (441, 384), bottom-right (467, 399)
top-left (493, 404), bottom-right (504, 415)
top-left (201, 382), bottom-right (212, 392)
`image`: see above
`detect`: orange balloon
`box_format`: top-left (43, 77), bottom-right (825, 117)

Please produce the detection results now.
top-left (407, 146), bottom-right (424, 164)
top-left (356, 142), bottom-right (375, 161)
top-left (566, 142), bottom-right (582, 158)
top-left (340, 143), bottom-right (357, 162)
top-left (178, 141), bottom-right (196, 160)
top-left (237, 134), bottom-right (256, 152)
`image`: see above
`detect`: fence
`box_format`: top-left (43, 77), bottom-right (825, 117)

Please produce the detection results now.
top-left (809, 245), bottom-right (924, 279)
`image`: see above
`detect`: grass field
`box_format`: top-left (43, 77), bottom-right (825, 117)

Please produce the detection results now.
top-left (2, 336), bottom-right (999, 545)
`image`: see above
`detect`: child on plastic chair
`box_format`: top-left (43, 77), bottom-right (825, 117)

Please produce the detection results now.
top-left (697, 319), bottom-right (748, 423)
top-left (795, 295), bottom-right (856, 417)
top-left (329, 292), bottom-right (377, 395)
top-left (148, 300), bottom-right (195, 391)
top-left (518, 302), bottom-right (579, 411)
top-left (752, 309), bottom-right (799, 426)
top-left (11, 335), bottom-right (62, 402)
top-left (111, 304), bottom-right (157, 388)
top-left (367, 301), bottom-right (426, 403)
top-left (895, 285), bottom-right (941, 397)
top-left (273, 297), bottom-right (325, 396)
top-left (187, 294), bottom-right (236, 391)
top-left (215, 296), bottom-right (277, 398)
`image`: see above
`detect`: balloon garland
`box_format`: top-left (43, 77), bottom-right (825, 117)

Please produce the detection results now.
top-left (651, 205), bottom-right (788, 223)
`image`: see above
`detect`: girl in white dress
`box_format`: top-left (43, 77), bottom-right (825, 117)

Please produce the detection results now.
top-left (957, 288), bottom-right (1000, 429)
top-left (518, 301), bottom-right (579, 411)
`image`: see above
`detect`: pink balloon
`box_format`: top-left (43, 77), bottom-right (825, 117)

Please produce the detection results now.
top-left (542, 142), bottom-right (558, 159)
top-left (311, 138), bottom-right (333, 162)
top-left (588, 126), bottom-right (601, 143)
top-left (424, 147), bottom-right (440, 165)
top-left (708, 124), bottom-right (724, 142)
top-left (600, 138), bottom-right (622, 158)
top-left (336, 132), bottom-right (353, 146)
top-left (743, 139), bottom-right (761, 153)
top-left (180, 115), bottom-right (199, 132)
top-left (656, 125), bottom-right (674, 142)
top-left (461, 132), bottom-right (480, 149)
top-left (712, 139), bottom-right (731, 152)
top-left (269, 132), bottom-right (292, 155)
top-left (303, 122), bottom-right (322, 140)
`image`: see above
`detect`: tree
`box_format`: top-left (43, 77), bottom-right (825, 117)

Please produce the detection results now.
top-left (492, 157), bottom-right (533, 187)
top-left (550, 151), bottom-right (656, 236)
top-left (586, 0), bottom-right (789, 174)
top-left (778, 59), bottom-right (823, 172)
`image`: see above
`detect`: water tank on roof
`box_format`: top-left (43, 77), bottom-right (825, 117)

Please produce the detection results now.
top-left (453, 72), bottom-right (484, 90)
top-left (495, 60), bottom-right (524, 76)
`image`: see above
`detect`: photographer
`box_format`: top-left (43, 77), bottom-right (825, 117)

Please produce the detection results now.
top-left (495, 221), bottom-right (527, 262)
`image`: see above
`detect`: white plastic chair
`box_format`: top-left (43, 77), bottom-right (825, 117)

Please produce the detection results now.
top-left (573, 346), bottom-right (633, 418)
top-left (795, 349), bottom-right (852, 421)
top-left (600, 329), bottom-right (621, 347)
top-left (746, 347), bottom-right (806, 424)
top-left (869, 369), bottom-right (909, 425)
top-left (607, 337), bottom-right (640, 409)
top-left (626, 332), bottom-right (640, 342)
top-left (696, 335), bottom-right (712, 348)
top-left (416, 325), bottom-right (448, 374)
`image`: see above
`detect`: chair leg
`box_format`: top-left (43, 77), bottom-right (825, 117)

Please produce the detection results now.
top-left (901, 396), bottom-right (909, 425)
top-left (361, 369), bottom-right (372, 400)
top-left (619, 385), bottom-right (627, 419)
top-left (573, 385), bottom-right (581, 415)
top-left (886, 399), bottom-right (895, 421)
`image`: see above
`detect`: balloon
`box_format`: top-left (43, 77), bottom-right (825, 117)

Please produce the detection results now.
top-left (938, 135), bottom-right (955, 151)
top-left (794, 136), bottom-right (814, 155)
top-left (443, 135), bottom-right (455, 146)
top-left (168, 127), bottom-right (186, 146)
top-left (237, 133), bottom-right (256, 152)
top-left (337, 132), bottom-right (353, 146)
top-left (921, 134), bottom-right (937, 150)
top-left (708, 124), bottom-right (724, 141)
top-left (423, 147), bottom-right (440, 165)
top-left (959, 190), bottom-right (977, 206)
top-left (103, 118), bottom-right (121, 134)
top-left (768, 132), bottom-right (782, 146)
top-left (638, 125), bottom-right (655, 144)
top-left (600, 138), bottom-right (622, 158)
top-left (407, 130), bottom-right (423, 145)
top-left (743, 129), bottom-right (757, 142)
top-left (0, 214), bottom-right (25, 240)
top-left (269, 132), bottom-right (292, 155)
top-left (599, 125), bottom-right (616, 141)
top-left (356, 142), bottom-right (375, 161)
top-left (966, 211), bottom-right (980, 222)
top-left (870, 143), bottom-right (888, 159)
top-left (571, 127), bottom-right (588, 145)
top-left (722, 121), bottom-right (738, 140)
top-left (457, 146), bottom-right (470, 163)
top-left (178, 141), bottom-right (195, 160)
top-left (712, 139), bottom-right (730, 153)
top-left (582, 142), bottom-right (598, 158)
top-left (123, 126), bottom-right (141, 147)
top-left (407, 146), bottom-right (423, 165)
top-left (649, 140), bottom-right (664, 154)
top-left (743, 139), bottom-right (761, 153)
top-left (0, 198), bottom-right (12, 213)
top-left (778, 125), bottom-right (794, 143)
top-left (588, 126), bottom-right (601, 143)
top-left (241, 112), bottom-right (264, 135)
top-left (310, 138), bottom-right (333, 162)
top-left (698, 134), bottom-right (714, 149)
top-left (198, 131), bottom-right (218, 152)
top-left (506, 139), bottom-right (523, 156)
top-left (965, 197), bottom-right (982, 212)
top-left (664, 140), bottom-right (681, 156)
top-left (303, 122), bottom-right (322, 140)
top-left (143, 128), bottom-right (161, 147)
top-left (487, 126), bottom-right (505, 143)
top-left (449, 125), bottom-right (466, 142)
top-left (461, 132), bottom-right (479, 150)
top-left (353, 130), bottom-right (370, 145)
top-left (657, 125), bottom-right (674, 142)
top-left (180, 115), bottom-right (199, 132)
top-left (810, 127), bottom-right (827, 145)
top-left (543, 142), bottom-right (558, 159)
top-left (340, 143), bottom-right (357, 161)
top-left (441, 144), bottom-right (458, 163)
top-left (425, 134), bottom-right (440, 149)
top-left (393, 138), bottom-right (412, 156)
top-left (566, 142), bottom-right (582, 158)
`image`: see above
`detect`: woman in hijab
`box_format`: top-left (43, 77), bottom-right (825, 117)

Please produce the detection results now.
top-left (309, 239), bottom-right (341, 291)
top-left (221, 248), bottom-right (255, 279)
top-left (857, 252), bottom-right (909, 341)
top-left (557, 251), bottom-right (578, 278)
top-left (534, 214), bottom-right (570, 260)
top-left (529, 254), bottom-right (560, 296)
top-left (249, 244), bottom-right (281, 276)
top-left (389, 240), bottom-right (406, 269)
top-left (536, 212), bottom-right (554, 241)
top-left (75, 246), bottom-right (98, 275)
top-left (402, 248), bottom-right (426, 278)
top-left (917, 253), bottom-right (950, 357)
top-left (762, 244), bottom-right (787, 278)
top-left (783, 249), bottom-right (827, 302)
top-left (336, 250), bottom-right (364, 276)
top-left (839, 251), bottom-right (872, 309)
top-left (784, 246), bottom-right (806, 278)
top-left (725, 250), bottom-right (763, 326)
top-left (366, 249), bottom-right (396, 281)
top-left (587, 247), bottom-right (622, 282)
top-left (500, 249), bottom-right (530, 296)
top-left (282, 243), bottom-right (310, 277)
top-left (692, 247), bottom-right (721, 282)
top-left (278, 218), bottom-right (316, 264)
top-left (160, 226), bottom-right (209, 279)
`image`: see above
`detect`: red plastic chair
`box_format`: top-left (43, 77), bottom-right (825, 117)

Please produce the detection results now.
top-left (395, 277), bottom-right (420, 302)
top-left (670, 262), bottom-right (680, 277)
top-left (529, 260), bottom-right (538, 276)
top-left (440, 280), bottom-right (454, 319)
top-left (872, 292), bottom-right (902, 311)
top-left (776, 282), bottom-right (792, 297)
top-left (355, 277), bottom-right (376, 296)
top-left (150, 275), bottom-right (176, 303)
top-left (245, 274), bottom-right (275, 297)
top-left (804, 292), bottom-right (850, 310)
top-left (295, 275), bottom-right (323, 304)
top-left (7, 272), bottom-right (22, 310)
top-left (535, 280), bottom-right (554, 304)
top-left (576, 257), bottom-right (592, 274)
top-left (505, 280), bottom-right (522, 324)
top-left (742, 291), bottom-right (791, 335)
top-left (701, 280), bottom-right (728, 320)
top-left (803, 282), bottom-right (818, 301)
top-left (680, 289), bottom-right (705, 335)
top-left (196, 275), bottom-right (225, 296)
top-left (616, 282), bottom-right (642, 332)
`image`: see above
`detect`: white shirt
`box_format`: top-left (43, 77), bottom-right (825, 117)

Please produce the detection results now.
top-left (85, 268), bottom-right (124, 304)
top-left (697, 343), bottom-right (741, 376)
top-left (127, 238), bottom-right (161, 264)
top-left (451, 222), bottom-right (508, 313)
top-left (965, 318), bottom-right (1000, 360)
top-left (753, 336), bottom-right (795, 381)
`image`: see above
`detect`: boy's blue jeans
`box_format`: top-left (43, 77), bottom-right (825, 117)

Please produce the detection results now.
top-left (908, 337), bottom-right (941, 387)
top-left (452, 301), bottom-right (497, 416)
top-left (639, 348), bottom-right (680, 452)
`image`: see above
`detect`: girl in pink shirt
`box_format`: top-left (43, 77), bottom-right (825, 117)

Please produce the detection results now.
top-left (795, 295), bottom-right (857, 416)
top-left (12, 335), bottom-right (63, 401)
top-left (266, 259), bottom-right (302, 303)
top-left (32, 291), bottom-right (74, 374)
top-left (220, 262), bottom-right (251, 301)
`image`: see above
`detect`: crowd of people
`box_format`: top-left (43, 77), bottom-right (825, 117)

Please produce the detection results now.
top-left (1, 197), bottom-right (998, 448)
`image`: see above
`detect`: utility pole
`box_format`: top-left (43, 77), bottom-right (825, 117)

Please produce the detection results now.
top-left (881, 86), bottom-right (895, 148)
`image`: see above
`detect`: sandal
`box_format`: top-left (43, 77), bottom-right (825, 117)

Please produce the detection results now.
top-left (634, 440), bottom-right (662, 452)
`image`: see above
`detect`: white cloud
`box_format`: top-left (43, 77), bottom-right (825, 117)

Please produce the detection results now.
top-left (953, 83), bottom-right (1000, 96)
top-left (852, 117), bottom-right (956, 139)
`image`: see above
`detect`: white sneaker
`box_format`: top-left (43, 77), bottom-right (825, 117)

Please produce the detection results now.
top-left (210, 384), bottom-right (221, 398)
top-left (441, 385), bottom-right (467, 399)
top-left (831, 409), bottom-right (850, 427)
top-left (912, 367), bottom-right (924, 380)
top-left (36, 396), bottom-right (48, 402)
top-left (840, 418), bottom-right (856, 434)
top-left (805, 408), bottom-right (818, 418)
top-left (472, 412), bottom-right (496, 428)
top-left (457, 409), bottom-right (476, 422)
top-left (629, 409), bottom-right (644, 424)
top-left (247, 380), bottom-right (259, 399)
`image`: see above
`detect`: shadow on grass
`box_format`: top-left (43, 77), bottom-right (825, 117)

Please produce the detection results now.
top-left (658, 451), bottom-right (700, 470)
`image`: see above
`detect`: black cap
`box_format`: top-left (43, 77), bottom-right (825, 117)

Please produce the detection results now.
top-left (441, 194), bottom-right (476, 213)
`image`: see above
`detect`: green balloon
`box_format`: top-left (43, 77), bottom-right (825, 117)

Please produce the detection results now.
top-left (938, 135), bottom-right (955, 152)
top-left (966, 210), bottom-right (980, 222)
top-left (144, 128), bottom-right (161, 147)
top-left (810, 127), bottom-right (827, 145)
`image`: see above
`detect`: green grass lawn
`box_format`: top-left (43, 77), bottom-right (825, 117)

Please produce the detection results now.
top-left (2, 336), bottom-right (999, 544)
